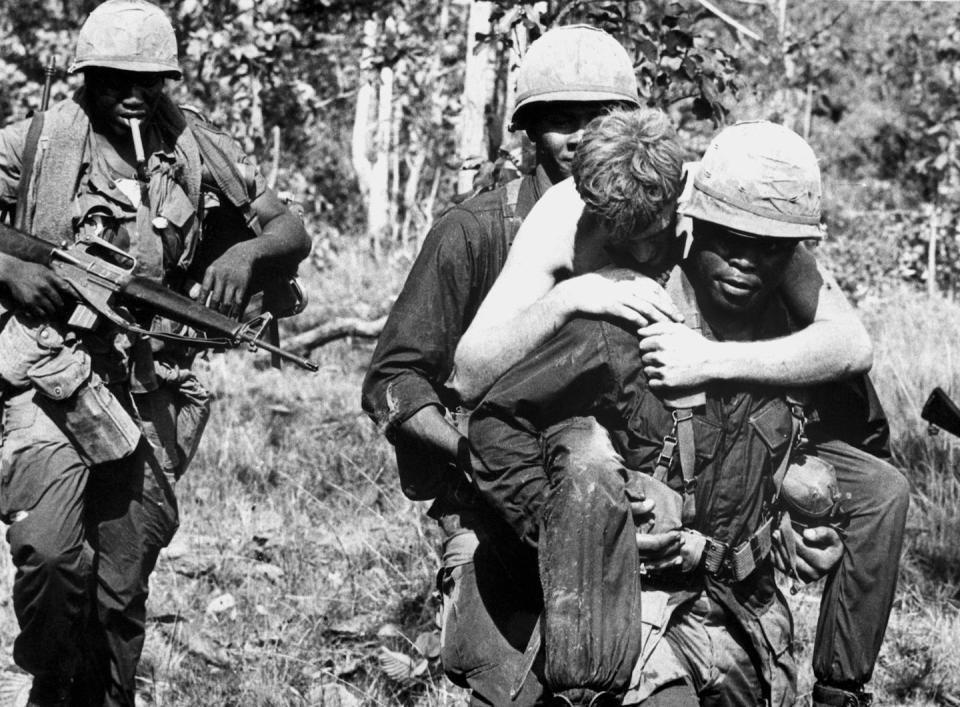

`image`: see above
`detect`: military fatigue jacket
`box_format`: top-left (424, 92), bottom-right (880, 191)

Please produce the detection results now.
top-left (361, 167), bottom-right (550, 505)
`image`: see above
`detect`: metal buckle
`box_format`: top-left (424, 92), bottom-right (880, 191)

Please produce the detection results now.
top-left (701, 537), bottom-right (728, 574)
top-left (672, 408), bottom-right (694, 423)
top-left (656, 435), bottom-right (677, 468)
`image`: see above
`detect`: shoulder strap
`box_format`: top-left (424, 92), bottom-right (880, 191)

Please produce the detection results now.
top-left (499, 177), bottom-right (524, 244)
top-left (13, 111), bottom-right (46, 231)
top-left (182, 110), bottom-right (262, 236)
top-left (653, 269), bottom-right (708, 523)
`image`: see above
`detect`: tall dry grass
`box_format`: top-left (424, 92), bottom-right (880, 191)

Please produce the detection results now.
top-left (0, 257), bottom-right (958, 706)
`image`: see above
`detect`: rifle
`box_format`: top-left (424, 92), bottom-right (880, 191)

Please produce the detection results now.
top-left (0, 219), bottom-right (318, 371)
top-left (921, 387), bottom-right (960, 438)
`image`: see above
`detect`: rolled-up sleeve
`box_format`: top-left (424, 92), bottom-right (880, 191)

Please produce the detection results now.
top-left (0, 118), bottom-right (30, 209)
top-left (361, 208), bottom-right (488, 434)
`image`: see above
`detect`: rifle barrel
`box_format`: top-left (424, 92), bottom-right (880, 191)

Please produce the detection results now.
top-left (239, 332), bottom-right (318, 372)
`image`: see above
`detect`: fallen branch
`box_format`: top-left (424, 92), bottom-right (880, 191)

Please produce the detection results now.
top-left (286, 315), bottom-right (387, 354)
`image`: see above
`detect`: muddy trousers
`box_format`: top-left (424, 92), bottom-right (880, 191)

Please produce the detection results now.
top-left (0, 389), bottom-right (178, 707)
top-left (808, 438), bottom-right (910, 688)
top-left (538, 422), bottom-right (910, 696)
top-left (537, 418), bottom-right (646, 700)
top-left (437, 514), bottom-right (545, 707)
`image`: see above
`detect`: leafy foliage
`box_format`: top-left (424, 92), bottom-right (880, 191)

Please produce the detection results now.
top-left (482, 0), bottom-right (740, 124)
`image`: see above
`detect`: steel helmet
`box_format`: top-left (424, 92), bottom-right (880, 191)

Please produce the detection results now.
top-left (680, 121), bottom-right (824, 240)
top-left (511, 25), bottom-right (640, 129)
top-left (69, 0), bottom-right (181, 78)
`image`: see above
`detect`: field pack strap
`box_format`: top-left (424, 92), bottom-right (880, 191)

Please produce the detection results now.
top-left (652, 408), bottom-right (697, 524)
top-left (510, 614), bottom-right (542, 700)
top-left (500, 177), bottom-right (524, 243)
top-left (14, 111), bottom-right (46, 232)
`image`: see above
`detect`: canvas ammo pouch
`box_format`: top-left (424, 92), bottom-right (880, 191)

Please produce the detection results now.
top-left (27, 339), bottom-right (141, 466)
top-left (134, 361), bottom-right (211, 480)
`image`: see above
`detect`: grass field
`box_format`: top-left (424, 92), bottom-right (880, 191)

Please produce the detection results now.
top-left (0, 247), bottom-right (958, 706)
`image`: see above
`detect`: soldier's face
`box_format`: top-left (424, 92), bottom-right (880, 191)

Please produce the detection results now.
top-left (527, 102), bottom-right (608, 184)
top-left (85, 69), bottom-right (167, 135)
top-left (689, 222), bottom-right (798, 314)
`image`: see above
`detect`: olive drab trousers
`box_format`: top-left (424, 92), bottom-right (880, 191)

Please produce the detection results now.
top-left (0, 387), bottom-right (179, 707)
top-left (807, 438), bottom-right (910, 687)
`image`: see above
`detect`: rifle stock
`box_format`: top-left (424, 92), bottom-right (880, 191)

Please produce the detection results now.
top-left (921, 387), bottom-right (960, 438)
top-left (0, 220), bottom-right (317, 371)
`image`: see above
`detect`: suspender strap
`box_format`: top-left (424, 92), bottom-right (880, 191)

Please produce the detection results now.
top-left (652, 407), bottom-right (697, 520)
top-left (772, 395), bottom-right (808, 501)
top-left (673, 409), bottom-right (697, 524)
top-left (14, 111), bottom-right (46, 232)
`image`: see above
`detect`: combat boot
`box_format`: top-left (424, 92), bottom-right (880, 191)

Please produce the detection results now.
top-left (812, 683), bottom-right (873, 707)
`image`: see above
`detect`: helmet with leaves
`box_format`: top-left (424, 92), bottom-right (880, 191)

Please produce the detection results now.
top-left (681, 121), bottom-right (823, 240)
top-left (511, 25), bottom-right (640, 130)
top-left (69, 0), bottom-right (181, 78)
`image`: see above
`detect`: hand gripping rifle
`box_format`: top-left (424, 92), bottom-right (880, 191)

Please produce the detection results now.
top-left (0, 220), bottom-right (318, 371)
top-left (921, 387), bottom-right (960, 438)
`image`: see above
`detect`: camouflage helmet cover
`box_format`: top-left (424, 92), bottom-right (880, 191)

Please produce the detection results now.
top-left (69, 0), bottom-right (181, 78)
top-left (511, 25), bottom-right (640, 128)
top-left (680, 120), bottom-right (824, 240)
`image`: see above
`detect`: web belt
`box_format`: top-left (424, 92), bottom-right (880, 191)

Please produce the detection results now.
top-left (697, 516), bottom-right (775, 582)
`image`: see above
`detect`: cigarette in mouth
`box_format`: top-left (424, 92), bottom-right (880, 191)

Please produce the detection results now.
top-left (129, 118), bottom-right (146, 164)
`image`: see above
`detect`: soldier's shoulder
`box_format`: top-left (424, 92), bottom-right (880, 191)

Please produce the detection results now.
top-left (447, 176), bottom-right (527, 216)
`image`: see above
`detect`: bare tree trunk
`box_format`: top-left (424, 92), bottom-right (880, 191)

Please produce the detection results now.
top-left (928, 204), bottom-right (939, 298)
top-left (389, 78), bottom-right (403, 245)
top-left (352, 18), bottom-right (377, 254)
top-left (458, 1), bottom-right (495, 194)
top-left (401, 150), bottom-right (427, 247)
top-left (368, 65), bottom-right (393, 260)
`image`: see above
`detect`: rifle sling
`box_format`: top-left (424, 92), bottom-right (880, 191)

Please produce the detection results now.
top-left (14, 111), bottom-right (45, 232)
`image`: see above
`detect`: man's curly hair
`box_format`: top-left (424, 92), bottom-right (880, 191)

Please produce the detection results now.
top-left (571, 107), bottom-right (683, 245)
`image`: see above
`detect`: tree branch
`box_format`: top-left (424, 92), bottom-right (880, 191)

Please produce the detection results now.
top-left (286, 316), bottom-right (387, 353)
top-left (693, 0), bottom-right (763, 42)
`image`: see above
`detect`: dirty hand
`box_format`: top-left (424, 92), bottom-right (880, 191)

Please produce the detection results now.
top-left (772, 525), bottom-right (844, 583)
top-left (556, 269), bottom-right (683, 328)
top-left (199, 245), bottom-right (255, 317)
top-left (638, 322), bottom-right (717, 390)
top-left (635, 528), bottom-right (685, 572)
top-left (0, 256), bottom-right (73, 318)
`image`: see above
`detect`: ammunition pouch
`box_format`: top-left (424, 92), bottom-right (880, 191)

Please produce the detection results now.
top-left (134, 361), bottom-right (211, 480)
top-left (28, 346), bottom-right (141, 466)
top-left (776, 453), bottom-right (850, 532)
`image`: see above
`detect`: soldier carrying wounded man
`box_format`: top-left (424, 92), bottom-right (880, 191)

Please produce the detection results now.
top-left (465, 115), bottom-right (908, 706)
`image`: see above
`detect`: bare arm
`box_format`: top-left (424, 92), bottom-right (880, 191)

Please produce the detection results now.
top-left (199, 187), bottom-right (311, 313)
top-left (450, 178), bottom-right (680, 406)
top-left (640, 266), bottom-right (873, 389)
top-left (396, 405), bottom-right (462, 459)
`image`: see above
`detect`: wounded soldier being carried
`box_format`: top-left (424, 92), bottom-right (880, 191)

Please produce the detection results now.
top-left (464, 116), bottom-right (908, 706)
